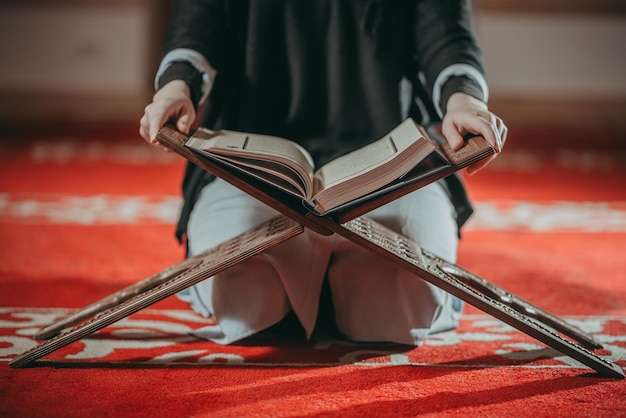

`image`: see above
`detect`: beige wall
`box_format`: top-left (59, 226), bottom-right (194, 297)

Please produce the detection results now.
top-left (475, 13), bottom-right (626, 97)
top-left (0, 1), bottom-right (166, 122)
top-left (0, 1), bottom-right (624, 127)
top-left (474, 8), bottom-right (626, 127)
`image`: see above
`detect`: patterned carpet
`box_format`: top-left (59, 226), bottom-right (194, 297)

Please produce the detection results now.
top-left (1, 123), bottom-right (625, 417)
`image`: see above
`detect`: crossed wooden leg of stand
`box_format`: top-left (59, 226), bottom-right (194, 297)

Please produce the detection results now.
top-left (9, 215), bottom-right (625, 379)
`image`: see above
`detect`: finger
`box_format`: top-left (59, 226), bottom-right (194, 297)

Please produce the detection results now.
top-left (140, 113), bottom-right (171, 152)
top-left (485, 113), bottom-right (504, 153)
top-left (465, 115), bottom-right (507, 175)
top-left (466, 154), bottom-right (495, 176)
top-left (139, 114), bottom-right (150, 142)
top-left (495, 116), bottom-right (508, 148)
top-left (462, 112), bottom-right (502, 153)
top-left (176, 109), bottom-right (195, 135)
top-left (147, 106), bottom-right (173, 145)
top-left (441, 118), bottom-right (465, 151)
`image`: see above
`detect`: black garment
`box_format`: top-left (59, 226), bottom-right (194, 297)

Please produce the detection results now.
top-left (158, 0), bottom-right (486, 242)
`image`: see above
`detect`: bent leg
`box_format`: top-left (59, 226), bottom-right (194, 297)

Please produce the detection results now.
top-left (182, 179), bottom-right (331, 343)
top-left (329, 182), bottom-right (462, 345)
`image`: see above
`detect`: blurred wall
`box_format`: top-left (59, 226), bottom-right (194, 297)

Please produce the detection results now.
top-left (473, 1), bottom-right (626, 128)
top-left (0, 1), bottom-right (167, 123)
top-left (0, 1), bottom-right (624, 128)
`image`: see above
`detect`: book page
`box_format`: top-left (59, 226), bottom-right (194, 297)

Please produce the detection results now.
top-left (314, 119), bottom-right (427, 191)
top-left (188, 128), bottom-right (314, 170)
top-left (211, 155), bottom-right (309, 197)
top-left (309, 119), bottom-right (436, 213)
top-left (186, 128), bottom-right (316, 199)
top-left (315, 137), bottom-right (397, 189)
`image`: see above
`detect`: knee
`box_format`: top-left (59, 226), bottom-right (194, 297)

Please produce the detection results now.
top-left (186, 180), bottom-right (279, 256)
top-left (212, 258), bottom-right (290, 322)
top-left (329, 253), bottom-right (459, 345)
top-left (368, 182), bottom-right (459, 263)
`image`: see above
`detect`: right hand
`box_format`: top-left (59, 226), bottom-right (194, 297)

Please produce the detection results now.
top-left (441, 92), bottom-right (508, 175)
top-left (139, 80), bottom-right (196, 152)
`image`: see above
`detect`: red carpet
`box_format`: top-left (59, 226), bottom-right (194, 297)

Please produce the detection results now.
top-left (1, 123), bottom-right (625, 417)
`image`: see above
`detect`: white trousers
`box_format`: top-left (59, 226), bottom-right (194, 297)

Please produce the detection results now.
top-left (179, 178), bottom-right (462, 345)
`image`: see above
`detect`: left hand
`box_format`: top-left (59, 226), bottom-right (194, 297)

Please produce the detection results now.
top-left (441, 92), bottom-right (508, 175)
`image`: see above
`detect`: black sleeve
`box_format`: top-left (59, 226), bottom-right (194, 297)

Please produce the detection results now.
top-left (413, 0), bottom-right (486, 105)
top-left (157, 62), bottom-right (204, 109)
top-left (163, 0), bottom-right (232, 71)
top-left (439, 75), bottom-right (485, 113)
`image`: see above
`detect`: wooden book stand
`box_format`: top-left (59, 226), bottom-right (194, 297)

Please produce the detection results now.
top-left (9, 127), bottom-right (624, 379)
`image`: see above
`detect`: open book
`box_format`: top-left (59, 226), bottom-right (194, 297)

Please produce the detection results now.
top-left (183, 118), bottom-right (494, 215)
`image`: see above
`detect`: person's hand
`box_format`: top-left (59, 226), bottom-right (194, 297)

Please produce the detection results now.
top-left (139, 80), bottom-right (196, 152)
top-left (441, 92), bottom-right (508, 175)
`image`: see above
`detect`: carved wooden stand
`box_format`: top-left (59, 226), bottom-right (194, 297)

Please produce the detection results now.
top-left (10, 127), bottom-right (624, 379)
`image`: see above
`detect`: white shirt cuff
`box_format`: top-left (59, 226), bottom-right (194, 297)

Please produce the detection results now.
top-left (432, 63), bottom-right (489, 118)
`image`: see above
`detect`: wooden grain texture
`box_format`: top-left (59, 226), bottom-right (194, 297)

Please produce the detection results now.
top-left (10, 216), bottom-right (303, 369)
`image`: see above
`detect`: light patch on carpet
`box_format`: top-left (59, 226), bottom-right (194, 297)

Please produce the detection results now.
top-left (22, 142), bottom-right (626, 172)
top-left (2, 194), bottom-right (625, 232)
top-left (29, 140), bottom-right (180, 165)
top-left (466, 200), bottom-right (626, 232)
top-left (486, 149), bottom-right (626, 173)
top-left (1, 308), bottom-right (623, 373)
top-left (0, 193), bottom-right (182, 224)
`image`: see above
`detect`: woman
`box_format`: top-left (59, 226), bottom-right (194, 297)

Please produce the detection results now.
top-left (139, 0), bottom-right (507, 345)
